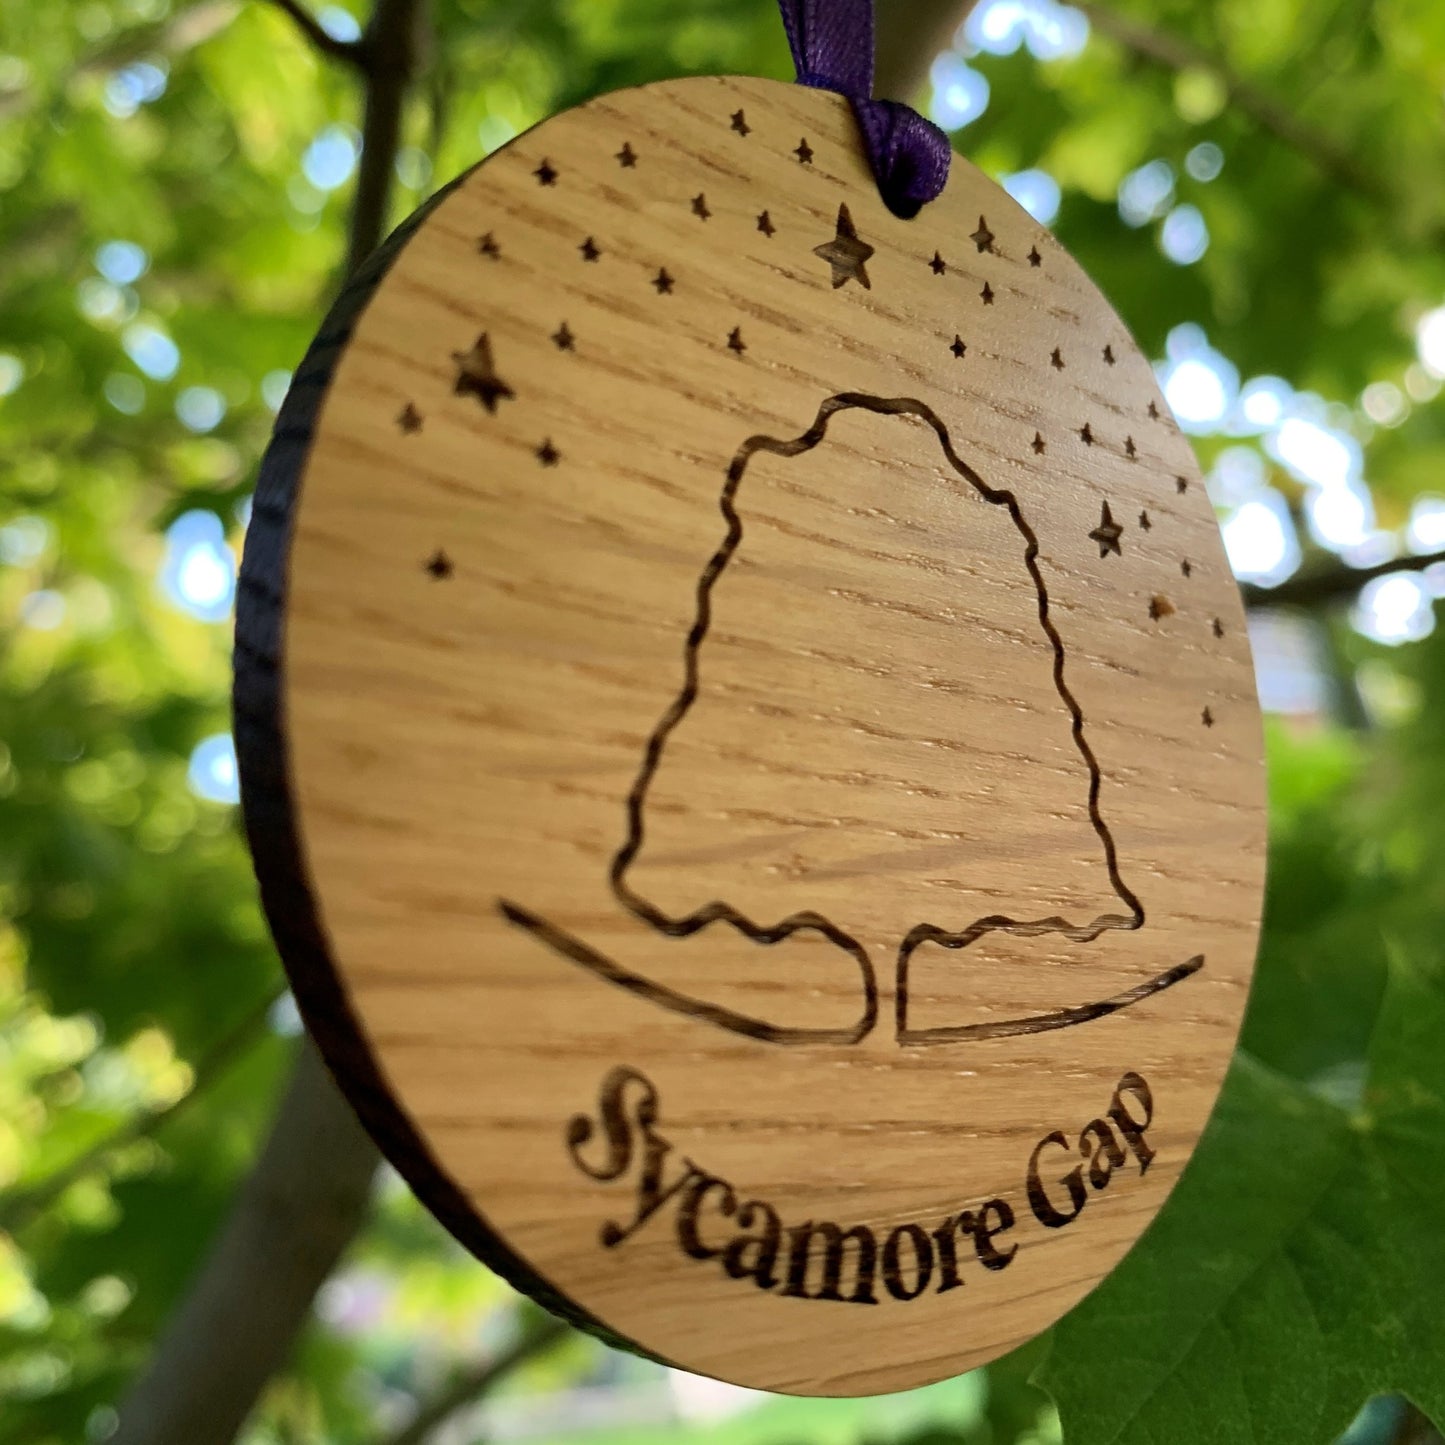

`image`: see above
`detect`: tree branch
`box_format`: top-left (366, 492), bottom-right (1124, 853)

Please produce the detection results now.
top-left (263, 0), bottom-right (365, 67)
top-left (109, 1042), bottom-right (381, 1445)
top-left (1073, 1), bottom-right (1385, 201)
top-left (0, 986), bottom-right (283, 1234)
top-left (1242, 547), bottom-right (1445, 611)
top-left (873, 0), bottom-right (983, 104)
top-left (373, 1318), bottom-right (573, 1445)
top-left (110, 3), bottom-right (428, 1441)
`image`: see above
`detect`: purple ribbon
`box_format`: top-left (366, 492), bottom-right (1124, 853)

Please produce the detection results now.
top-left (777, 0), bottom-right (951, 218)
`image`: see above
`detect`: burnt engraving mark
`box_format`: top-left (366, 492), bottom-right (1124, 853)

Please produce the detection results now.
top-left (951, 335), bottom-right (967, 359)
top-left (757, 210), bottom-right (776, 237)
top-left (451, 333), bottom-right (513, 413)
top-left (971, 216), bottom-right (995, 252)
top-left (424, 549), bottom-right (452, 580)
top-left (1089, 502), bottom-right (1123, 558)
top-left (567, 1065), bottom-right (1174, 1290)
top-left (813, 204), bottom-right (873, 290)
top-left (616, 142), bottom-right (637, 168)
top-left (501, 395), bottom-right (1193, 1048)
top-left (397, 402), bottom-right (422, 434)
top-left (731, 108), bottom-right (751, 136)
top-left (795, 137), bottom-right (815, 164)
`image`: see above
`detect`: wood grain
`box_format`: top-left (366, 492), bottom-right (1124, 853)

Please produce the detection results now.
top-left (236, 74), bottom-right (1267, 1396)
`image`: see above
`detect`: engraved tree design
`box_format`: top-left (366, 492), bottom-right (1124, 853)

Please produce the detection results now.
top-left (504, 394), bottom-right (1203, 1046)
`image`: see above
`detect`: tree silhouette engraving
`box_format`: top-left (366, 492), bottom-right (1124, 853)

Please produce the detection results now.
top-left (500, 394), bottom-right (1203, 1046)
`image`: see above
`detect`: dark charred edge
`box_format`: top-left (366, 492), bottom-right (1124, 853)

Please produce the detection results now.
top-left (499, 901), bottom-right (877, 1045)
top-left (231, 169), bottom-right (657, 1364)
top-left (899, 955), bottom-right (1204, 1047)
top-left (600, 392), bottom-right (1145, 1045)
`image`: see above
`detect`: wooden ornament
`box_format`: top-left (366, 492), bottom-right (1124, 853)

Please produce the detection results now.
top-left (236, 74), bottom-right (1266, 1396)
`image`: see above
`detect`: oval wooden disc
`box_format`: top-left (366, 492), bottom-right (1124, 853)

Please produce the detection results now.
top-left (236, 74), bottom-right (1266, 1396)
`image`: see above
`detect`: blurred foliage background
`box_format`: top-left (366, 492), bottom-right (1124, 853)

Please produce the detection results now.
top-left (2, 0), bottom-right (1445, 1442)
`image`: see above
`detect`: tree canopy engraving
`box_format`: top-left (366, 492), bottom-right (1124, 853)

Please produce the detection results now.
top-left (501, 393), bottom-right (1201, 1045)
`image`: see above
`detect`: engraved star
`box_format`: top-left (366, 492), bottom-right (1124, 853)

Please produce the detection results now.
top-left (397, 402), bottom-right (422, 434)
top-left (1202, 705), bottom-right (1215, 727)
top-left (1032, 431), bottom-right (1046, 455)
top-left (1080, 422), bottom-right (1094, 445)
top-left (1139, 510), bottom-right (1152, 531)
top-left (477, 232), bottom-right (500, 259)
top-left (1176, 475), bottom-right (1189, 495)
top-left (731, 109), bottom-right (750, 136)
top-left (980, 281), bottom-right (994, 305)
top-left (1089, 501), bottom-right (1123, 558)
top-left (425, 549), bottom-right (453, 579)
top-left (1051, 347), bottom-right (1065, 370)
top-left (727, 326), bottom-right (746, 355)
top-left (1148, 400), bottom-right (1161, 420)
top-left (1181, 558), bottom-right (1193, 578)
top-left (616, 142), bottom-right (637, 168)
top-left (652, 267), bottom-right (674, 294)
top-left (451, 334), bottom-right (513, 413)
top-left (1149, 595), bottom-right (1175, 621)
top-left (1028, 245), bottom-right (1042, 267)
top-left (1212, 617), bottom-right (1225, 639)
top-left (757, 210), bottom-right (776, 237)
top-left (813, 204), bottom-right (874, 290)
top-left (536, 438), bottom-right (560, 467)
top-left (534, 159), bottom-right (557, 186)
top-left (1103, 344), bottom-right (1116, 365)
top-left (971, 215), bottom-right (995, 252)
top-left (795, 137), bottom-right (814, 164)
top-left (1125, 435), bottom-right (1137, 459)
top-left (579, 235), bottom-right (600, 261)
top-left (691, 193), bottom-right (711, 220)
top-left (951, 335), bottom-right (967, 359)
top-left (552, 321), bottom-right (575, 351)
top-left (930, 251), bottom-right (946, 275)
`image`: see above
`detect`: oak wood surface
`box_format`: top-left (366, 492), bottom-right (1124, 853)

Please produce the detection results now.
top-left (240, 74), bottom-right (1267, 1395)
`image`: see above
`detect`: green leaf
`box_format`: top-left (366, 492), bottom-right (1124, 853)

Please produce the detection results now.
top-left (1036, 951), bottom-right (1445, 1444)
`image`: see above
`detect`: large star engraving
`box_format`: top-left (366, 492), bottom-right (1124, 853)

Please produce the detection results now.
top-left (451, 333), bottom-right (514, 413)
top-left (1089, 501), bottom-right (1123, 558)
top-left (813, 204), bottom-right (874, 290)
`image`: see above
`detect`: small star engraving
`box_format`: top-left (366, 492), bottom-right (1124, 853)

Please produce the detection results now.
top-left (616, 142), bottom-right (637, 168)
top-left (534, 159), bottom-right (557, 186)
top-left (1202, 706), bottom-right (1215, 727)
top-left (980, 281), bottom-right (995, 305)
top-left (397, 402), bottom-right (422, 434)
top-left (1032, 432), bottom-right (1046, 455)
top-left (691, 193), bottom-right (711, 220)
top-left (552, 322), bottom-right (575, 351)
top-left (1051, 348), bottom-right (1065, 370)
top-left (930, 251), bottom-right (946, 275)
top-left (425, 549), bottom-right (453, 580)
top-left (1139, 510), bottom-right (1152, 531)
top-left (1148, 400), bottom-right (1161, 420)
top-left (579, 236), bottom-right (600, 262)
top-left (1149, 595), bottom-right (1176, 621)
top-left (451, 334), bottom-right (513, 414)
top-left (731, 109), bottom-right (750, 136)
top-left (1176, 475), bottom-right (1189, 495)
top-left (1181, 558), bottom-right (1193, 578)
top-left (727, 327), bottom-right (746, 354)
top-left (1089, 501), bottom-right (1123, 558)
top-left (477, 232), bottom-right (500, 259)
top-left (653, 268), bottom-right (674, 294)
top-left (1080, 422), bottom-right (1094, 445)
top-left (536, 438), bottom-right (560, 467)
top-left (757, 210), bottom-right (776, 237)
top-left (813, 203), bottom-right (874, 290)
top-left (1212, 617), bottom-right (1225, 639)
top-left (971, 215), bottom-right (995, 252)
top-left (1124, 435), bottom-right (1137, 459)
top-left (1028, 245), bottom-right (1042, 267)
top-left (795, 137), bottom-right (814, 164)
top-left (951, 335), bottom-right (967, 359)
top-left (1103, 344), bottom-right (1116, 365)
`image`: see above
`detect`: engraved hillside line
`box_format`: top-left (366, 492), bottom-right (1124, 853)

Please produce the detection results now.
top-left (500, 395), bottom-right (1204, 1049)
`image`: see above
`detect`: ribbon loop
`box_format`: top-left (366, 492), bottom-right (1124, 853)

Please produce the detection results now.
top-left (776, 0), bottom-right (951, 219)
